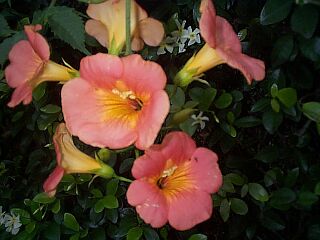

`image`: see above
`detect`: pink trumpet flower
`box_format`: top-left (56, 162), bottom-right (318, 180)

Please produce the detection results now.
top-left (43, 123), bottom-right (115, 197)
top-left (61, 53), bottom-right (169, 150)
top-left (5, 25), bottom-right (76, 107)
top-left (174, 0), bottom-right (265, 87)
top-left (85, 0), bottom-right (164, 55)
top-left (127, 131), bottom-right (223, 230)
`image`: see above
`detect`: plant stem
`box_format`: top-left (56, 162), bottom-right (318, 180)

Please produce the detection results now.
top-left (125, 0), bottom-right (132, 55)
top-left (115, 175), bottom-right (133, 183)
top-left (49, 0), bottom-right (56, 8)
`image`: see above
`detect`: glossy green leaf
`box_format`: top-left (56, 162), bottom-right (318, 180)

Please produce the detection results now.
top-left (106, 179), bottom-right (119, 196)
top-left (219, 198), bottom-right (230, 222)
top-left (33, 192), bottom-right (55, 204)
top-left (297, 191), bottom-right (319, 206)
top-left (260, 0), bottom-right (293, 25)
top-left (271, 35), bottom-right (294, 67)
top-left (248, 183), bottom-right (269, 202)
top-left (127, 227), bottom-right (143, 240)
top-left (262, 111), bottom-right (283, 134)
top-left (189, 87), bottom-right (217, 111)
top-left (40, 104), bottom-right (61, 114)
top-left (143, 227), bottom-right (160, 240)
top-left (291, 5), bottom-right (319, 38)
top-left (234, 116), bottom-right (261, 128)
top-left (64, 213), bottom-right (80, 232)
top-left (314, 182), bottom-right (320, 195)
top-left (269, 188), bottom-right (296, 210)
top-left (302, 102), bottom-right (320, 122)
top-left (277, 88), bottom-right (297, 108)
top-left (230, 198), bottom-right (248, 215)
top-left (255, 145), bottom-right (279, 163)
top-left (271, 99), bottom-right (280, 112)
top-left (188, 234), bottom-right (208, 240)
top-left (214, 93), bottom-right (233, 109)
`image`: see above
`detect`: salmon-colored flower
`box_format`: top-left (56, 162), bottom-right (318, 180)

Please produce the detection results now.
top-left (127, 131), bottom-right (223, 230)
top-left (174, 0), bottom-right (265, 87)
top-left (85, 0), bottom-right (164, 55)
top-left (43, 123), bottom-right (115, 197)
top-left (5, 25), bottom-right (76, 107)
top-left (61, 53), bottom-right (169, 150)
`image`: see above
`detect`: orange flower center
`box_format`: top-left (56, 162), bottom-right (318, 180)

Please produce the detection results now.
top-left (154, 160), bottom-right (195, 200)
top-left (96, 81), bottom-right (147, 128)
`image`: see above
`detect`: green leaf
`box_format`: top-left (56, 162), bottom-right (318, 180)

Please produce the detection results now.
top-left (106, 179), bottom-right (119, 195)
top-left (103, 195), bottom-right (119, 208)
top-left (51, 199), bottom-right (61, 214)
top-left (241, 184), bottom-right (249, 197)
top-left (33, 83), bottom-right (46, 101)
top-left (314, 182), bottom-right (320, 195)
top-left (33, 192), bottom-right (55, 204)
top-left (277, 88), bottom-right (297, 108)
top-left (90, 228), bottom-right (106, 240)
top-left (250, 98), bottom-right (269, 112)
top-left (127, 227), bottom-right (143, 240)
top-left (44, 223), bottom-right (60, 240)
top-left (271, 35), bottom-right (294, 67)
top-left (290, 5), bottom-right (319, 38)
top-left (234, 116), bottom-right (261, 128)
top-left (188, 234), bottom-right (208, 240)
top-left (179, 118), bottom-right (197, 136)
top-left (248, 183), bottom-right (269, 202)
top-left (0, 31), bottom-right (25, 66)
top-left (297, 191), bottom-right (319, 206)
top-left (189, 87), bottom-right (217, 111)
top-left (284, 168), bottom-right (299, 188)
top-left (221, 181), bottom-right (235, 193)
top-left (214, 93), bottom-right (233, 109)
top-left (271, 99), bottom-right (280, 112)
top-left (40, 104), bottom-right (61, 114)
top-left (299, 37), bottom-right (320, 62)
top-left (225, 173), bottom-right (245, 186)
top-left (220, 122), bottom-right (237, 137)
top-left (143, 227), bottom-right (159, 240)
top-left (260, 0), bottom-right (293, 25)
top-left (302, 102), bottom-right (320, 122)
top-left (262, 111), bottom-right (283, 134)
top-left (167, 86), bottom-right (185, 112)
top-left (119, 158), bottom-right (134, 174)
top-left (48, 6), bottom-right (90, 55)
top-left (64, 213), bottom-right (80, 232)
top-left (269, 188), bottom-right (296, 210)
top-left (219, 199), bottom-right (230, 222)
top-left (26, 221), bottom-right (36, 233)
top-left (230, 198), bottom-right (248, 215)
top-left (255, 145), bottom-right (279, 163)
top-left (271, 84), bottom-right (278, 98)
top-left (0, 15), bottom-right (13, 37)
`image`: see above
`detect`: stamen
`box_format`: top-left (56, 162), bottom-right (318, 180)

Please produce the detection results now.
top-left (111, 88), bottom-right (143, 111)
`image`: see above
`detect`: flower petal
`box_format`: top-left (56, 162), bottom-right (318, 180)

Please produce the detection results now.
top-left (43, 166), bottom-right (65, 197)
top-left (135, 91), bottom-right (169, 150)
top-left (168, 190), bottom-right (212, 231)
top-left (157, 131), bottom-right (197, 165)
top-left (131, 148), bottom-right (167, 179)
top-left (127, 180), bottom-right (168, 228)
top-left (139, 18), bottom-right (164, 47)
top-left (121, 54), bottom-right (167, 93)
top-left (215, 16), bottom-right (241, 53)
top-left (85, 19), bottom-right (109, 47)
top-left (79, 53), bottom-right (123, 89)
top-left (190, 147), bottom-right (222, 193)
top-left (7, 83), bottom-right (33, 107)
top-left (199, 0), bottom-right (217, 48)
top-left (217, 49), bottom-right (265, 84)
top-left (61, 77), bottom-right (137, 149)
top-left (24, 25), bottom-right (50, 61)
top-left (5, 40), bottom-right (42, 88)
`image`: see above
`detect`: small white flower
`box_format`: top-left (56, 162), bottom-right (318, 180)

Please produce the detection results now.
top-left (191, 111), bottom-right (209, 129)
top-left (0, 206), bottom-right (5, 225)
top-left (178, 42), bottom-right (186, 53)
top-left (4, 212), bottom-right (22, 235)
top-left (157, 37), bottom-right (176, 55)
top-left (183, 26), bottom-right (201, 46)
top-left (171, 19), bottom-right (187, 43)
